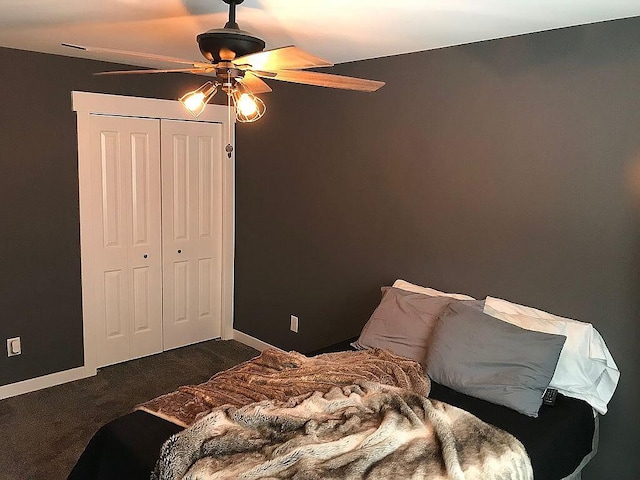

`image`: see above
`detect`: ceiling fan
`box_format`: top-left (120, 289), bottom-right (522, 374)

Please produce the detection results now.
top-left (63, 0), bottom-right (385, 125)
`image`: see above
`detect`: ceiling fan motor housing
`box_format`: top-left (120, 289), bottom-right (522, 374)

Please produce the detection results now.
top-left (197, 28), bottom-right (265, 63)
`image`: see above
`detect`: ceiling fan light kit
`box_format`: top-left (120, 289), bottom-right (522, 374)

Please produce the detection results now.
top-left (65, 0), bottom-right (384, 127)
top-left (232, 83), bottom-right (266, 123)
top-left (179, 81), bottom-right (218, 117)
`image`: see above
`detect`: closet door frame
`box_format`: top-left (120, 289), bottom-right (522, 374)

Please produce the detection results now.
top-left (73, 91), bottom-right (235, 376)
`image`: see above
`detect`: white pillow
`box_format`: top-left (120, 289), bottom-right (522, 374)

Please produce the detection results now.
top-left (393, 279), bottom-right (475, 300)
top-left (484, 296), bottom-right (619, 414)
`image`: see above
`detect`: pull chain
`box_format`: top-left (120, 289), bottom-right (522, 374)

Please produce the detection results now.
top-left (225, 70), bottom-right (234, 159)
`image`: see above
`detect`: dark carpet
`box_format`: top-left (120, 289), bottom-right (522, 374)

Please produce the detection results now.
top-left (0, 339), bottom-right (259, 480)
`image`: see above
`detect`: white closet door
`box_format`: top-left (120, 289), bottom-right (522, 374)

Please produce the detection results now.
top-left (161, 119), bottom-right (223, 349)
top-left (88, 115), bottom-right (163, 367)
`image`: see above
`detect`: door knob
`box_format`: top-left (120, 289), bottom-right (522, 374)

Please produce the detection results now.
top-left (177, 249), bottom-right (182, 254)
top-left (143, 254), bottom-right (148, 259)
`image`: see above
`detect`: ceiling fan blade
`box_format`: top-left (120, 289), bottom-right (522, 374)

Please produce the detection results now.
top-left (253, 69), bottom-right (385, 92)
top-left (238, 72), bottom-right (273, 94)
top-left (233, 46), bottom-right (333, 71)
top-left (94, 68), bottom-right (212, 76)
top-left (62, 43), bottom-right (211, 69)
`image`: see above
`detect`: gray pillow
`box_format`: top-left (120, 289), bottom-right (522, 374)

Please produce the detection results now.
top-left (355, 287), bottom-right (459, 362)
top-left (425, 301), bottom-right (566, 417)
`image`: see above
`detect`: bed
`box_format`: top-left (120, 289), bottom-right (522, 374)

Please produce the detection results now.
top-left (68, 280), bottom-right (618, 480)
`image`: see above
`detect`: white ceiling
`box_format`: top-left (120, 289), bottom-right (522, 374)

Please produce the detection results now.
top-left (1, 0), bottom-right (639, 68)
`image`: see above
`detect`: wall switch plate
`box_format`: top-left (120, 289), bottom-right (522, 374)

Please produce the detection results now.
top-left (290, 315), bottom-right (299, 333)
top-left (7, 337), bottom-right (21, 357)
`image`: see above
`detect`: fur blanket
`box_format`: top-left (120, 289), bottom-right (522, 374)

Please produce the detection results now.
top-left (151, 381), bottom-right (532, 480)
top-left (139, 349), bottom-right (431, 427)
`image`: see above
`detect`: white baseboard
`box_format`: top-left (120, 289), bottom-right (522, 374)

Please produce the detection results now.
top-left (0, 332), bottom-right (278, 400)
top-left (232, 329), bottom-right (283, 352)
top-left (0, 365), bottom-right (96, 400)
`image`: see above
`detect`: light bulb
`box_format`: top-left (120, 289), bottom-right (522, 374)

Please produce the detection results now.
top-left (183, 92), bottom-right (206, 113)
top-left (179, 82), bottom-right (217, 118)
top-left (236, 93), bottom-right (258, 116)
top-left (232, 86), bottom-right (266, 123)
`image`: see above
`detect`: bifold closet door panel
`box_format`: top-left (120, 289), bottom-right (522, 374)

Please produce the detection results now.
top-left (161, 119), bottom-right (224, 350)
top-left (87, 115), bottom-right (163, 367)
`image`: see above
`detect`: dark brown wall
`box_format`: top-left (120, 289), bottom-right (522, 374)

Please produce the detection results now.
top-left (235, 17), bottom-right (640, 479)
top-left (0, 47), bottom-right (209, 385)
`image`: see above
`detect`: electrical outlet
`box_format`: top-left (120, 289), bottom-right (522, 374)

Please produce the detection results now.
top-left (7, 337), bottom-right (21, 357)
top-left (290, 315), bottom-right (299, 333)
